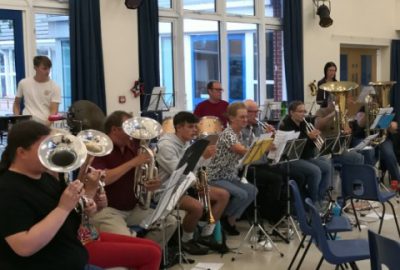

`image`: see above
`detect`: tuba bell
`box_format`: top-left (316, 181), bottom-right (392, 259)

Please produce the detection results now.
top-left (122, 116), bottom-right (162, 209)
top-left (365, 81), bottom-right (396, 144)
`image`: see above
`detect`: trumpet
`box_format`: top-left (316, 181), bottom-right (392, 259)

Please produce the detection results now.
top-left (197, 167), bottom-right (215, 224)
top-left (303, 117), bottom-right (324, 151)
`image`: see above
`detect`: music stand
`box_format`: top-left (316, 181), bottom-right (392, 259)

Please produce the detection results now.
top-left (232, 138), bottom-right (284, 261)
top-left (269, 138), bottom-right (307, 244)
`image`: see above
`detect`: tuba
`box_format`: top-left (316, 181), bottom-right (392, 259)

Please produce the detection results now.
top-left (197, 167), bottom-right (215, 224)
top-left (122, 117), bottom-right (162, 209)
top-left (365, 81), bottom-right (396, 144)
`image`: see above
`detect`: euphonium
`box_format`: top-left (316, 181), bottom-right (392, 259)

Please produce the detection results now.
top-left (197, 167), bottom-right (215, 224)
top-left (122, 117), bottom-right (162, 209)
top-left (303, 117), bottom-right (324, 151)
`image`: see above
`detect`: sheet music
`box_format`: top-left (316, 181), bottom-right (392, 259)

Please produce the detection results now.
top-left (241, 137), bottom-right (274, 165)
top-left (349, 133), bottom-right (379, 151)
top-left (165, 172), bottom-right (196, 213)
top-left (370, 107), bottom-right (394, 129)
top-left (267, 130), bottom-right (300, 163)
top-left (140, 164), bottom-right (188, 228)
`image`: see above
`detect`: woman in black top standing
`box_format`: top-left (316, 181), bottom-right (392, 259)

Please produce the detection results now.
top-left (0, 120), bottom-right (95, 270)
top-left (317, 61), bottom-right (337, 108)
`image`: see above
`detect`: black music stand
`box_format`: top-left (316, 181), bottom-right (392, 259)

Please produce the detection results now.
top-left (142, 87), bottom-right (172, 123)
top-left (269, 138), bottom-right (307, 244)
top-left (316, 136), bottom-right (337, 158)
top-left (232, 138), bottom-right (284, 261)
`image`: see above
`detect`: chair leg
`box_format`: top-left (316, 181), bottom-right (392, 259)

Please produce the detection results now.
top-left (288, 234), bottom-right (306, 270)
top-left (350, 199), bottom-right (361, 231)
top-left (316, 256), bottom-right (323, 270)
top-left (378, 203), bottom-right (386, 234)
top-left (387, 200), bottom-right (400, 237)
top-left (349, 261), bottom-right (359, 270)
top-left (296, 238), bottom-right (313, 270)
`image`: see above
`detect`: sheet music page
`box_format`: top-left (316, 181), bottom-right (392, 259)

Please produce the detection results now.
top-left (350, 133), bottom-right (379, 151)
top-left (140, 164), bottom-right (187, 228)
top-left (370, 107), bottom-right (394, 129)
top-left (267, 130), bottom-right (299, 163)
top-left (165, 172), bottom-right (196, 212)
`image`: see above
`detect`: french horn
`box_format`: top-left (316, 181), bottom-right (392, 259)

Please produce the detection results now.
top-left (122, 117), bottom-right (162, 209)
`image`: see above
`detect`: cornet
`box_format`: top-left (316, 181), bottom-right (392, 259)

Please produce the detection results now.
top-left (303, 118), bottom-right (324, 151)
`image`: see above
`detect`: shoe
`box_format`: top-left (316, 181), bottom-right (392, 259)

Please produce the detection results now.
top-left (181, 239), bottom-right (209, 255)
top-left (258, 239), bottom-right (273, 251)
top-left (198, 235), bottom-right (223, 251)
top-left (221, 217), bottom-right (240, 236)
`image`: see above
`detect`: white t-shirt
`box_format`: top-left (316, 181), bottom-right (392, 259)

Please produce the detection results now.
top-left (16, 77), bottom-right (61, 124)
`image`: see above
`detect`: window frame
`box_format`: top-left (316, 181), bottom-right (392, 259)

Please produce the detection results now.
top-left (159, 0), bottom-right (284, 111)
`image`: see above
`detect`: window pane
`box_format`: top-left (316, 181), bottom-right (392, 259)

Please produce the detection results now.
top-left (159, 22), bottom-right (175, 107)
top-left (266, 29), bottom-right (285, 101)
top-left (0, 19), bottom-right (16, 114)
top-left (184, 19), bottom-right (219, 109)
top-left (227, 23), bottom-right (258, 103)
top-left (226, 0), bottom-right (255, 16)
top-left (265, 0), bottom-right (283, 18)
top-left (183, 0), bottom-right (215, 13)
top-left (158, 0), bottom-right (171, 9)
top-left (35, 13), bottom-right (70, 112)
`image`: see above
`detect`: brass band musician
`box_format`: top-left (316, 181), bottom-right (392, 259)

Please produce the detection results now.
top-left (156, 111), bottom-right (229, 254)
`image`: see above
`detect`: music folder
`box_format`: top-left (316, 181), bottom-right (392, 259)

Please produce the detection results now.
top-left (176, 138), bottom-right (210, 175)
top-left (370, 107), bottom-right (394, 129)
top-left (240, 137), bottom-right (274, 166)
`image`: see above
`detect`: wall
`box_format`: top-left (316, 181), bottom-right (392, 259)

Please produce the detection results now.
top-left (100, 0), bottom-right (141, 116)
top-left (303, 0), bottom-right (400, 107)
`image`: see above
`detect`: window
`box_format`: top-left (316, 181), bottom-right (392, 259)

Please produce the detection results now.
top-left (159, 21), bottom-right (175, 106)
top-left (35, 13), bottom-right (71, 112)
top-left (159, 0), bottom-right (285, 111)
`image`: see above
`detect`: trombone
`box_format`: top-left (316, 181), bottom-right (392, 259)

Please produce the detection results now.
top-left (303, 118), bottom-right (324, 151)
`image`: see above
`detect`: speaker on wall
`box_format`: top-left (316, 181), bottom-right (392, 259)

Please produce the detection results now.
top-left (125, 0), bottom-right (143, 9)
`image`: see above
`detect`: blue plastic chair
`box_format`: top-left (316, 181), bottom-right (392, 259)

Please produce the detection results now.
top-left (368, 229), bottom-right (400, 270)
top-left (288, 180), bottom-right (352, 270)
top-left (340, 164), bottom-right (400, 236)
top-left (305, 198), bottom-right (370, 270)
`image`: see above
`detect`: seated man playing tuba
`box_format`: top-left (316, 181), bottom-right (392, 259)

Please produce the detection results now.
top-left (156, 111), bottom-right (230, 254)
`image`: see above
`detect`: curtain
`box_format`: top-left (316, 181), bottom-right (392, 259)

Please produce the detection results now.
top-left (69, 0), bottom-right (107, 113)
top-left (283, 0), bottom-right (304, 102)
top-left (390, 40), bottom-right (400, 123)
top-left (138, 0), bottom-right (160, 112)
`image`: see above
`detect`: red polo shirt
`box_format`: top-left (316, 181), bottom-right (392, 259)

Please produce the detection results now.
top-left (92, 140), bottom-right (140, 211)
top-left (194, 99), bottom-right (229, 127)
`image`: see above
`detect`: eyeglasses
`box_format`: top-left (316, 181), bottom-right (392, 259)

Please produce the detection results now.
top-left (247, 110), bottom-right (260, 113)
top-left (211, 88), bottom-right (223, 92)
top-left (295, 110), bottom-right (307, 113)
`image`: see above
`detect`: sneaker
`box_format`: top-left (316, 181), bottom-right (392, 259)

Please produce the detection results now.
top-left (198, 235), bottom-right (223, 251)
top-left (221, 218), bottom-right (240, 236)
top-left (181, 239), bottom-right (209, 255)
top-left (258, 239), bottom-right (273, 251)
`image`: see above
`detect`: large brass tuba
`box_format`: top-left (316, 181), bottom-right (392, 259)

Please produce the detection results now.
top-left (123, 117), bottom-right (162, 209)
top-left (197, 167), bottom-right (215, 224)
top-left (319, 81), bottom-right (358, 133)
top-left (365, 81), bottom-right (396, 143)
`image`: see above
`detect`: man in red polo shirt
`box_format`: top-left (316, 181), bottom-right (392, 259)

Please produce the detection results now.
top-left (90, 111), bottom-right (177, 245)
top-left (194, 80), bottom-right (229, 127)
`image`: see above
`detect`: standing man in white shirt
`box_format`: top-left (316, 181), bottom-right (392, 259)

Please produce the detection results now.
top-left (13, 56), bottom-right (61, 126)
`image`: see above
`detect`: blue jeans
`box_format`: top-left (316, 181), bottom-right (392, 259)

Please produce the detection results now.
top-left (287, 159), bottom-right (321, 202)
top-left (209, 179), bottom-right (258, 219)
top-left (332, 150), bottom-right (365, 165)
top-left (307, 157), bottom-right (332, 202)
top-left (380, 138), bottom-right (400, 180)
